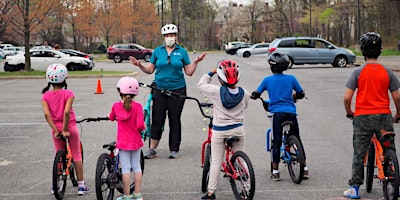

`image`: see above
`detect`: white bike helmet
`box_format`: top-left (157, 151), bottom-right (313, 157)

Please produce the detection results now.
top-left (116, 77), bottom-right (139, 95)
top-left (46, 63), bottom-right (68, 83)
top-left (161, 24), bottom-right (178, 35)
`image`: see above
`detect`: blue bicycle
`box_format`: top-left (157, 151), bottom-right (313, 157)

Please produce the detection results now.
top-left (257, 97), bottom-right (305, 184)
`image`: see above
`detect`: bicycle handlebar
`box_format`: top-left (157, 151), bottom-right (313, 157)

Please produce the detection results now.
top-left (139, 82), bottom-right (181, 97)
top-left (139, 82), bottom-right (212, 119)
top-left (182, 96), bottom-right (213, 119)
top-left (76, 117), bottom-right (109, 123)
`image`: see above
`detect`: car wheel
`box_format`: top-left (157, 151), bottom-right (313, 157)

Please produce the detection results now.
top-left (67, 64), bottom-right (78, 71)
top-left (288, 57), bottom-right (294, 69)
top-left (334, 56), bottom-right (348, 68)
top-left (243, 51), bottom-right (251, 58)
top-left (113, 54), bottom-right (122, 63)
top-left (144, 54), bottom-right (151, 62)
top-left (4, 62), bottom-right (14, 72)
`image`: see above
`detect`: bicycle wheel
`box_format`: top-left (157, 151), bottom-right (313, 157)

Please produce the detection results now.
top-left (382, 149), bottom-right (399, 200)
top-left (53, 150), bottom-right (67, 200)
top-left (95, 153), bottom-right (114, 200)
top-left (229, 151), bottom-right (255, 200)
top-left (286, 135), bottom-right (305, 184)
top-left (69, 160), bottom-right (78, 186)
top-left (366, 143), bottom-right (375, 193)
top-left (201, 143), bottom-right (211, 193)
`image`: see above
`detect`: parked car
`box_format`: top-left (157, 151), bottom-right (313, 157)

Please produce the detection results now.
top-left (225, 43), bottom-right (253, 55)
top-left (60, 49), bottom-right (95, 63)
top-left (236, 43), bottom-right (270, 58)
top-left (0, 44), bottom-right (13, 49)
top-left (224, 41), bottom-right (246, 50)
top-left (30, 46), bottom-right (52, 51)
top-left (267, 37), bottom-right (356, 68)
top-left (107, 43), bottom-right (153, 63)
top-left (4, 49), bottom-right (94, 72)
top-left (2, 46), bottom-right (24, 58)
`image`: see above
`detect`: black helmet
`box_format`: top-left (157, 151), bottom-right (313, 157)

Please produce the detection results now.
top-left (359, 32), bottom-right (382, 58)
top-left (268, 52), bottom-right (290, 73)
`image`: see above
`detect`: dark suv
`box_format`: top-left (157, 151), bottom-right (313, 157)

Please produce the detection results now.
top-left (107, 43), bottom-right (153, 63)
top-left (268, 37), bottom-right (356, 68)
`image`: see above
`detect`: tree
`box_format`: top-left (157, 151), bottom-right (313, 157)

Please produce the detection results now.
top-left (0, 0), bottom-right (60, 70)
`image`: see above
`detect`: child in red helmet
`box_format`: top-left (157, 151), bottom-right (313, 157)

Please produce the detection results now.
top-left (197, 60), bottom-right (250, 200)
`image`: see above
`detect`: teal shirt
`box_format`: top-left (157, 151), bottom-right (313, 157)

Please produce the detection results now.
top-left (150, 44), bottom-right (191, 90)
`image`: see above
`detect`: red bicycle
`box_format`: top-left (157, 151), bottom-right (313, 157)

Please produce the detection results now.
top-left (183, 96), bottom-right (256, 200)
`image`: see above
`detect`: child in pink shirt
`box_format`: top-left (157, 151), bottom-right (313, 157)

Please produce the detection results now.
top-left (108, 77), bottom-right (145, 200)
top-left (41, 63), bottom-right (89, 195)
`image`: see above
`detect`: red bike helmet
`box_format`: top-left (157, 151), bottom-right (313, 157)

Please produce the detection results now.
top-left (216, 60), bottom-right (240, 86)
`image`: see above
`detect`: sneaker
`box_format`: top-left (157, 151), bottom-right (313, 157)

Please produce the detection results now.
top-left (51, 188), bottom-right (54, 194)
top-left (130, 193), bottom-right (143, 200)
top-left (144, 149), bottom-right (157, 159)
top-left (303, 169), bottom-right (309, 180)
top-left (169, 151), bottom-right (179, 159)
top-left (343, 185), bottom-right (360, 199)
top-left (270, 173), bottom-right (280, 182)
top-left (77, 184), bottom-right (90, 195)
top-left (116, 195), bottom-right (131, 200)
top-left (201, 193), bottom-right (216, 200)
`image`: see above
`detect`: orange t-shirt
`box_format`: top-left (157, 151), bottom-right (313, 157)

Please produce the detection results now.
top-left (345, 63), bottom-right (400, 116)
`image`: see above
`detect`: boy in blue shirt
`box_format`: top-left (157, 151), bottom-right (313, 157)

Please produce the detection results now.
top-left (251, 52), bottom-right (307, 181)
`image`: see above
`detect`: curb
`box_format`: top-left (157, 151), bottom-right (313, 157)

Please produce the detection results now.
top-left (0, 71), bottom-right (138, 80)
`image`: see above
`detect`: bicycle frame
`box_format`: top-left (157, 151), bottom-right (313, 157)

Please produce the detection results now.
top-left (142, 92), bottom-right (153, 140)
top-left (364, 133), bottom-right (390, 180)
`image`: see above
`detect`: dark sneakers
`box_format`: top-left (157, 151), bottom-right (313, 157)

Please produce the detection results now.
top-left (201, 193), bottom-right (216, 200)
top-left (144, 149), bottom-right (157, 159)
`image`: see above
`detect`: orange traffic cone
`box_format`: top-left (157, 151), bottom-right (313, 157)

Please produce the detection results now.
top-left (95, 79), bottom-right (104, 94)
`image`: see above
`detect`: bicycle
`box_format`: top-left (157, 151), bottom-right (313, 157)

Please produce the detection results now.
top-left (183, 95), bottom-right (255, 200)
top-left (139, 82), bottom-right (165, 147)
top-left (52, 117), bottom-right (93, 200)
top-left (93, 117), bottom-right (145, 200)
top-left (256, 97), bottom-right (305, 184)
top-left (363, 128), bottom-right (399, 199)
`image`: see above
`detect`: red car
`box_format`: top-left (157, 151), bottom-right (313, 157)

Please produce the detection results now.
top-left (107, 43), bottom-right (153, 63)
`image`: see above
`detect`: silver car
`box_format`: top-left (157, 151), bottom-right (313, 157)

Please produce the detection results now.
top-left (268, 37), bottom-right (356, 68)
top-left (236, 43), bottom-right (270, 58)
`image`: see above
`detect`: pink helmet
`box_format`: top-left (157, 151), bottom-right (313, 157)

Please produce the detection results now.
top-left (116, 77), bottom-right (139, 95)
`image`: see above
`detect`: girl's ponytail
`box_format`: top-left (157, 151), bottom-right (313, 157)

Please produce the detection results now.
top-left (42, 82), bottom-right (51, 94)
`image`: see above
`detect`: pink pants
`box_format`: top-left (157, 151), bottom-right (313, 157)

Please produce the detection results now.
top-left (207, 126), bottom-right (245, 193)
top-left (52, 122), bottom-right (82, 162)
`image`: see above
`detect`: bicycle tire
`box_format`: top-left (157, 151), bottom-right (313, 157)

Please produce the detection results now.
top-left (286, 135), bottom-right (305, 184)
top-left (69, 161), bottom-right (78, 186)
top-left (115, 150), bottom-right (144, 194)
top-left (383, 149), bottom-right (399, 200)
top-left (366, 143), bottom-right (375, 193)
top-left (95, 153), bottom-right (115, 200)
top-left (201, 143), bottom-right (211, 193)
top-left (53, 150), bottom-right (67, 200)
top-left (229, 151), bottom-right (255, 200)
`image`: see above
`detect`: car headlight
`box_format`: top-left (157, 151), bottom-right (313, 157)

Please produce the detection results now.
top-left (346, 49), bottom-right (355, 55)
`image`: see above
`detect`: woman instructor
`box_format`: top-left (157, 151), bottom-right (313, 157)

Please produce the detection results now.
top-left (130, 23), bottom-right (206, 159)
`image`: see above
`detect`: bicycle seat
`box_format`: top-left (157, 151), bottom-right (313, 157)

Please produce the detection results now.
top-left (224, 136), bottom-right (240, 147)
top-left (103, 142), bottom-right (117, 151)
top-left (380, 130), bottom-right (396, 138)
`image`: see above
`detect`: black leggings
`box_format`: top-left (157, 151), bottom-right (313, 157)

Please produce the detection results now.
top-left (150, 87), bottom-right (186, 152)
